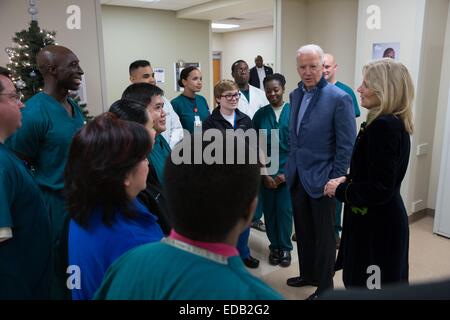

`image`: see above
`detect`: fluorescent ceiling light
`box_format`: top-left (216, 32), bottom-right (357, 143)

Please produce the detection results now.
top-left (211, 23), bottom-right (240, 29)
top-left (136, 0), bottom-right (160, 2)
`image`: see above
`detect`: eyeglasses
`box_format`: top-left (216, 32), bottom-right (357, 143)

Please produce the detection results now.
top-left (0, 92), bottom-right (23, 104)
top-left (221, 92), bottom-right (241, 101)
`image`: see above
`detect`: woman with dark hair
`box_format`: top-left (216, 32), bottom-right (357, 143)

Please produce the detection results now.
top-left (109, 99), bottom-right (171, 235)
top-left (253, 73), bottom-right (293, 267)
top-left (171, 66), bottom-right (210, 133)
top-left (66, 113), bottom-right (164, 300)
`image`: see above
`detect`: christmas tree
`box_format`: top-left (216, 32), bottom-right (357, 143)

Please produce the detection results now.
top-left (5, 20), bottom-right (55, 101)
top-left (5, 20), bottom-right (92, 121)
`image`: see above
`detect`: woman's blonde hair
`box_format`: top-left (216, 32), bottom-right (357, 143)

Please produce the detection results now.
top-left (363, 58), bottom-right (414, 134)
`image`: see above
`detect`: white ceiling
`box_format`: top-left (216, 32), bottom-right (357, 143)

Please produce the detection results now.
top-left (100, 0), bottom-right (274, 33)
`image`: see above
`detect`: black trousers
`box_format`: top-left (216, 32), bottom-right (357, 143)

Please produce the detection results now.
top-left (290, 178), bottom-right (336, 294)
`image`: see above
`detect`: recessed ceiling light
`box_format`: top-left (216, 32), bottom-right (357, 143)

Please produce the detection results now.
top-left (211, 23), bottom-right (240, 29)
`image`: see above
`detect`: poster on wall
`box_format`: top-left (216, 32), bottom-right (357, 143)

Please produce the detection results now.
top-left (174, 61), bottom-right (200, 92)
top-left (372, 42), bottom-right (400, 60)
top-left (154, 68), bottom-right (165, 84)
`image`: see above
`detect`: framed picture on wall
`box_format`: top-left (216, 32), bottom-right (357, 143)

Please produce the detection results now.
top-left (372, 42), bottom-right (400, 60)
top-left (174, 61), bottom-right (200, 92)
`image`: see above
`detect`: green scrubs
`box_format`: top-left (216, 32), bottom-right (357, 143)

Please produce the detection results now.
top-left (253, 103), bottom-right (293, 252)
top-left (6, 92), bottom-right (84, 299)
top-left (171, 94), bottom-right (210, 133)
top-left (149, 134), bottom-right (171, 186)
top-left (0, 144), bottom-right (51, 299)
top-left (94, 238), bottom-right (283, 300)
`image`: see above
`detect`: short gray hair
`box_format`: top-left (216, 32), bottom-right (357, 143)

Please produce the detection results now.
top-left (296, 44), bottom-right (324, 64)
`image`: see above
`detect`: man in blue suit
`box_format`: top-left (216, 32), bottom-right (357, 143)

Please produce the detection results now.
top-left (285, 44), bottom-right (356, 299)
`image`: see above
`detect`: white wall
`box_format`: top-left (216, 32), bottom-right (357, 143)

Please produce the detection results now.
top-left (212, 27), bottom-right (274, 82)
top-left (413, 0), bottom-right (449, 212)
top-left (429, 2), bottom-right (450, 209)
top-left (0, 0), bottom-right (106, 116)
top-left (101, 5), bottom-right (211, 106)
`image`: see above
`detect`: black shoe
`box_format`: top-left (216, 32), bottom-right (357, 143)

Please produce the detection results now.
top-left (306, 292), bottom-right (319, 300)
top-left (268, 249), bottom-right (280, 265)
top-left (242, 255), bottom-right (260, 268)
top-left (251, 220), bottom-right (266, 232)
top-left (291, 233), bottom-right (296, 242)
top-left (286, 277), bottom-right (318, 287)
top-left (279, 250), bottom-right (291, 267)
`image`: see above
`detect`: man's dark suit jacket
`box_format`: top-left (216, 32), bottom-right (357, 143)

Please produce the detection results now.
top-left (249, 65), bottom-right (273, 88)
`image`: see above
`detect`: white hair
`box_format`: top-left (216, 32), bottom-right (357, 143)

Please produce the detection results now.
top-left (296, 44), bottom-right (324, 64)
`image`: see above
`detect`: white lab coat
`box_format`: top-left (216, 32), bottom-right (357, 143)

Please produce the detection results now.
top-left (161, 96), bottom-right (184, 149)
top-left (238, 85), bottom-right (269, 119)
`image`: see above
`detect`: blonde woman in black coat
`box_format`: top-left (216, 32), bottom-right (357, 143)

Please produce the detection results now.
top-left (325, 58), bottom-right (414, 288)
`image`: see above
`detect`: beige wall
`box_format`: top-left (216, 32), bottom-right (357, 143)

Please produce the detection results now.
top-left (305, 0), bottom-right (359, 89)
top-left (429, 2), bottom-right (450, 209)
top-left (276, 0), bottom-right (358, 95)
top-left (212, 27), bottom-right (275, 82)
top-left (0, 0), bottom-right (106, 116)
top-left (101, 5), bottom-right (211, 106)
top-left (276, 0), bottom-right (308, 94)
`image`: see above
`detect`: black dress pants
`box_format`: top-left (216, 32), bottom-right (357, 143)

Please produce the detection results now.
top-left (290, 178), bottom-right (336, 294)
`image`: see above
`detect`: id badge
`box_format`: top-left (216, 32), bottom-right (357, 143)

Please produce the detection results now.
top-left (194, 115), bottom-right (202, 127)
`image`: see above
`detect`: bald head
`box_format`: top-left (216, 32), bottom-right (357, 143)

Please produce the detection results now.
top-left (323, 53), bottom-right (337, 84)
top-left (37, 45), bottom-right (74, 76)
top-left (255, 55), bottom-right (263, 68)
top-left (36, 45), bottom-right (83, 92)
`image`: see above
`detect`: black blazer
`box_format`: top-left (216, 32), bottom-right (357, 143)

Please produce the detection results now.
top-left (335, 115), bottom-right (411, 288)
top-left (249, 65), bottom-right (273, 88)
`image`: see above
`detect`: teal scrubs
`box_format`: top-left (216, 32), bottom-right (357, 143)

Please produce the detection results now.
top-left (335, 81), bottom-right (360, 237)
top-left (94, 238), bottom-right (283, 300)
top-left (171, 94), bottom-right (210, 133)
top-left (0, 144), bottom-right (51, 299)
top-left (252, 103), bottom-right (293, 252)
top-left (149, 134), bottom-right (171, 185)
top-left (6, 92), bottom-right (84, 299)
top-left (336, 81), bottom-right (360, 118)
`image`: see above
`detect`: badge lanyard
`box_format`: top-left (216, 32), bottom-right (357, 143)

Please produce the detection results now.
top-left (193, 104), bottom-right (202, 128)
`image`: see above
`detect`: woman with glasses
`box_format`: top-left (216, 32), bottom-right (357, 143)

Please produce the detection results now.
top-left (202, 80), bottom-right (259, 269)
top-left (171, 66), bottom-right (210, 133)
top-left (252, 73), bottom-right (293, 268)
top-left (203, 80), bottom-right (252, 131)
